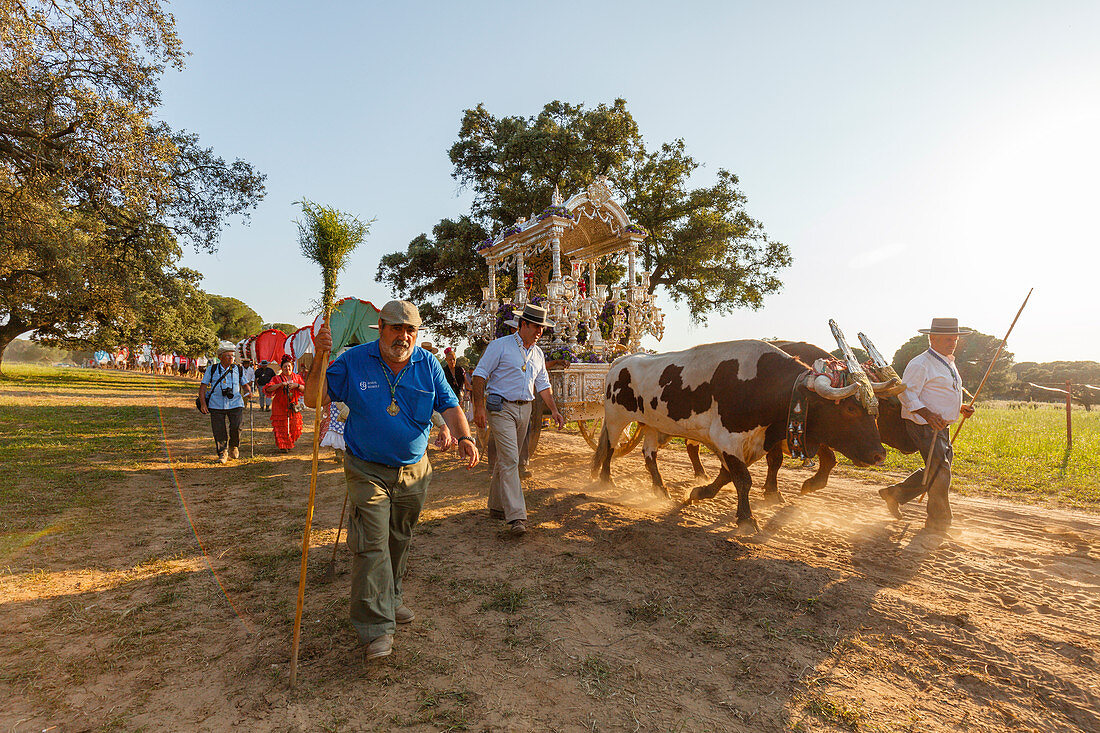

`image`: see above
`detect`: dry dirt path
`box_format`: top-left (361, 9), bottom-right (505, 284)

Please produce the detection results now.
top-left (2, 379), bottom-right (1098, 732)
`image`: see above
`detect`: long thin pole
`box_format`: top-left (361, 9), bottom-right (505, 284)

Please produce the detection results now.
top-left (1066, 380), bottom-right (1073, 449)
top-left (289, 315), bottom-right (331, 689)
top-left (330, 490), bottom-right (349, 566)
top-left (919, 288), bottom-right (1033, 495)
top-left (950, 288), bottom-right (1033, 445)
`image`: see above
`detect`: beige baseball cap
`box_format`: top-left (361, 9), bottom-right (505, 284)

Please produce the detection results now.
top-left (370, 300), bottom-right (422, 329)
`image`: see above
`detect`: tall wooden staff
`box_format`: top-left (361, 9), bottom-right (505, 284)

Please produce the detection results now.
top-left (289, 200), bottom-right (370, 688)
top-left (951, 288), bottom-right (1033, 445)
top-left (918, 288), bottom-right (1033, 497)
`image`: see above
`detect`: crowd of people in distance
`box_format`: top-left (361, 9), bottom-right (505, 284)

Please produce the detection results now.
top-left (88, 351), bottom-right (211, 377)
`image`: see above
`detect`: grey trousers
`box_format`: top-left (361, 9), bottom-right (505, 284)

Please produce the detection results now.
top-left (887, 421), bottom-right (953, 527)
top-left (209, 407), bottom-right (243, 455)
top-left (487, 400), bottom-right (532, 522)
top-left (344, 452), bottom-right (431, 642)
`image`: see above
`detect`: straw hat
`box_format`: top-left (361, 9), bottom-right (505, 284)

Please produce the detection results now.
top-left (918, 317), bottom-right (972, 335)
top-left (513, 303), bottom-right (553, 328)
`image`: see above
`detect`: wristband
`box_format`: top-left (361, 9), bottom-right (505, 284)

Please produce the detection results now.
top-left (457, 436), bottom-right (474, 445)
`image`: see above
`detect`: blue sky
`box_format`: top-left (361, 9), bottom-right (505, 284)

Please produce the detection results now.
top-left (164, 1), bottom-right (1100, 362)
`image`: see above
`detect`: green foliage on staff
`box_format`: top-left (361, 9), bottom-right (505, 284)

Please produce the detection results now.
top-left (296, 200), bottom-right (373, 314)
top-left (377, 99), bottom-right (790, 340)
top-left (0, 0), bottom-right (265, 374)
top-left (208, 295), bottom-right (264, 343)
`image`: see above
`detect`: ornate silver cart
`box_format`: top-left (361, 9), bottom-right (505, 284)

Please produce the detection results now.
top-left (467, 177), bottom-right (665, 454)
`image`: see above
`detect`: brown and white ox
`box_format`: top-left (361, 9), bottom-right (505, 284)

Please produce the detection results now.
top-left (670, 341), bottom-right (918, 501)
top-left (591, 340), bottom-right (888, 533)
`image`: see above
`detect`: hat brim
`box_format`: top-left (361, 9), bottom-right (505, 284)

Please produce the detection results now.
top-left (503, 319), bottom-right (520, 329)
top-left (518, 316), bottom-right (554, 329)
top-left (368, 322), bottom-right (421, 329)
top-left (918, 328), bottom-right (973, 335)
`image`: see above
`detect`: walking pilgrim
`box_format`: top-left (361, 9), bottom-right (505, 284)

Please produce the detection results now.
top-left (304, 300), bottom-right (478, 660)
top-left (265, 354), bottom-right (306, 452)
top-left (472, 303), bottom-right (565, 536)
top-left (879, 318), bottom-right (976, 531)
top-left (197, 341), bottom-right (251, 463)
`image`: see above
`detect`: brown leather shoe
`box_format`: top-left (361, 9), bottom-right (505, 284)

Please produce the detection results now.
top-left (364, 633), bottom-right (393, 659)
top-left (395, 605), bottom-right (415, 624)
top-left (879, 488), bottom-right (903, 519)
top-left (509, 519), bottom-right (528, 536)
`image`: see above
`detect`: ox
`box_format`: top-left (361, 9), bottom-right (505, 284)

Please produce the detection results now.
top-left (761, 341), bottom-right (917, 498)
top-left (592, 340), bottom-right (888, 532)
top-left (668, 341), bottom-right (918, 501)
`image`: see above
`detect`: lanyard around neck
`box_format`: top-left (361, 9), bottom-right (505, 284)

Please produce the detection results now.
top-left (925, 349), bottom-right (959, 391)
top-left (514, 333), bottom-right (535, 373)
top-left (380, 360), bottom-right (409, 403)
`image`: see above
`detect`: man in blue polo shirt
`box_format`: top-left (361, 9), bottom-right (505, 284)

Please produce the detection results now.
top-left (305, 300), bottom-right (478, 660)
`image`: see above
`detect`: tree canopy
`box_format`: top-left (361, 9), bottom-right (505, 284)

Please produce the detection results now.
top-left (208, 294), bottom-right (263, 344)
top-left (0, 0), bottom-right (265, 372)
top-left (378, 99), bottom-right (790, 340)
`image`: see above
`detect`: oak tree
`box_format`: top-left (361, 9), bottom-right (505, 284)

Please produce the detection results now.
top-left (378, 99), bottom-right (789, 340)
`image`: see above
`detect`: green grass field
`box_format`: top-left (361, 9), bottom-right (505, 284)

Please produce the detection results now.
top-left (833, 401), bottom-right (1099, 508)
top-left (0, 365), bottom-right (197, 558)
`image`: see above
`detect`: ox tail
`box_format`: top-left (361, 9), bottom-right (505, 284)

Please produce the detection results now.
top-left (591, 423), bottom-right (612, 480)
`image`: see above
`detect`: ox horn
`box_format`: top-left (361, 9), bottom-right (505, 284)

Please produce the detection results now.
top-left (870, 376), bottom-right (902, 394)
top-left (805, 372), bottom-right (863, 400)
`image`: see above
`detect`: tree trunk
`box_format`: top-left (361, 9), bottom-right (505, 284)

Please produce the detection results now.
top-left (0, 316), bottom-right (32, 377)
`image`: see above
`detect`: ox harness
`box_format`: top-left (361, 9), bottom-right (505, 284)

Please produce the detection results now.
top-left (786, 358), bottom-right (850, 460)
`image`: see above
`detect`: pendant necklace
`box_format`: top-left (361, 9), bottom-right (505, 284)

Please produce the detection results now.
top-left (381, 361), bottom-right (409, 416)
top-left (514, 333), bottom-right (533, 373)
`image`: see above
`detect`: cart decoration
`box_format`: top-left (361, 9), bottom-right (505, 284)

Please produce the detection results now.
top-left (468, 177), bottom-right (665, 454)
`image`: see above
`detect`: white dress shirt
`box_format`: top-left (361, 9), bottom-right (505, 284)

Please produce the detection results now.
top-left (472, 333), bottom-right (552, 401)
top-left (898, 348), bottom-right (964, 425)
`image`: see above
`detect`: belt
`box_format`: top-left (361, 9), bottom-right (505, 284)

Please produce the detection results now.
top-left (497, 397), bottom-right (531, 405)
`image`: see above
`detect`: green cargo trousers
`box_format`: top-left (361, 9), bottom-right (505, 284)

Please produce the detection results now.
top-left (344, 451), bottom-right (432, 643)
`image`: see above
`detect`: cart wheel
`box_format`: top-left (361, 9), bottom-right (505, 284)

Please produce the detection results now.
top-left (577, 419), bottom-right (642, 457)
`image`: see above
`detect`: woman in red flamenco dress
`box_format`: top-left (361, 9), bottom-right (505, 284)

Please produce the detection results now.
top-left (264, 355), bottom-right (305, 452)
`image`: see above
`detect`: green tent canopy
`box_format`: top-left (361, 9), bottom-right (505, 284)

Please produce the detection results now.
top-left (312, 297), bottom-right (381, 352)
